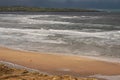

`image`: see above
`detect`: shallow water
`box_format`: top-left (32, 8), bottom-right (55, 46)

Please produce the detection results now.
top-left (0, 12), bottom-right (120, 59)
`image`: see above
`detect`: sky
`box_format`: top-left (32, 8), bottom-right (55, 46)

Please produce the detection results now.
top-left (0, 0), bottom-right (120, 9)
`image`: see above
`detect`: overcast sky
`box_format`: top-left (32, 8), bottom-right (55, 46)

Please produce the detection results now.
top-left (0, 0), bottom-right (120, 9)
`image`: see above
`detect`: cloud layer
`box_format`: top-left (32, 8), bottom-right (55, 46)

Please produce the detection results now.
top-left (0, 0), bottom-right (120, 9)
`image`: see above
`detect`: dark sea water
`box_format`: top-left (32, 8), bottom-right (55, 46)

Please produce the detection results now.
top-left (0, 12), bottom-right (120, 59)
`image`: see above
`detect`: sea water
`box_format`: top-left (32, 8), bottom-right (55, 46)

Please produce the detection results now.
top-left (0, 12), bottom-right (120, 61)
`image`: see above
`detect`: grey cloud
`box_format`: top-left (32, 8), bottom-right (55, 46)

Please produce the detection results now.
top-left (0, 0), bottom-right (120, 9)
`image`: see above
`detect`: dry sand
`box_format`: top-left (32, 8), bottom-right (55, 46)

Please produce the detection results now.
top-left (0, 47), bottom-right (120, 77)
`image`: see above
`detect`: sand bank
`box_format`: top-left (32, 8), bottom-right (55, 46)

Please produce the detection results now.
top-left (0, 47), bottom-right (120, 77)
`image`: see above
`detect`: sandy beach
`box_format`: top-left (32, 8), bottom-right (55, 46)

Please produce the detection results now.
top-left (0, 47), bottom-right (120, 77)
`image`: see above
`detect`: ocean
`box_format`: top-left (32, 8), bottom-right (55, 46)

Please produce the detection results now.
top-left (0, 12), bottom-right (120, 60)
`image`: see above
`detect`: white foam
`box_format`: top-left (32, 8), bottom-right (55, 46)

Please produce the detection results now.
top-left (28, 15), bottom-right (69, 24)
top-left (82, 55), bottom-right (120, 63)
top-left (60, 16), bottom-right (78, 19)
top-left (46, 29), bottom-right (120, 46)
top-left (0, 14), bottom-right (102, 25)
top-left (0, 14), bottom-right (72, 24)
top-left (90, 75), bottom-right (120, 80)
top-left (48, 29), bottom-right (120, 39)
top-left (60, 15), bottom-right (101, 20)
top-left (20, 17), bottom-right (71, 24)
top-left (1, 27), bottom-right (120, 42)
top-left (0, 28), bottom-right (66, 44)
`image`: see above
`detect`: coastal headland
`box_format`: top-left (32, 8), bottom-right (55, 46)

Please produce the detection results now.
top-left (0, 6), bottom-right (99, 12)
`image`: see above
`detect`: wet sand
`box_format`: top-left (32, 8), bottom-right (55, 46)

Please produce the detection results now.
top-left (0, 47), bottom-right (120, 76)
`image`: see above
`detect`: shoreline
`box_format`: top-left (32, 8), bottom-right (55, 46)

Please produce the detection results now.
top-left (2, 45), bottom-right (120, 65)
top-left (2, 45), bottom-right (120, 64)
top-left (0, 47), bottom-right (120, 78)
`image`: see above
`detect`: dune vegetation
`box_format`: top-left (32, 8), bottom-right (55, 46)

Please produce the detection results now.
top-left (0, 6), bottom-right (99, 12)
top-left (0, 64), bottom-right (98, 80)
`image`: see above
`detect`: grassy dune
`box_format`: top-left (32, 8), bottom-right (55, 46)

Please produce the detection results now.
top-left (0, 64), bottom-right (98, 80)
top-left (0, 6), bottom-right (99, 12)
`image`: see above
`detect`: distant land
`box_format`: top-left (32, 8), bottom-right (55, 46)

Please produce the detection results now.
top-left (0, 6), bottom-right (99, 12)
